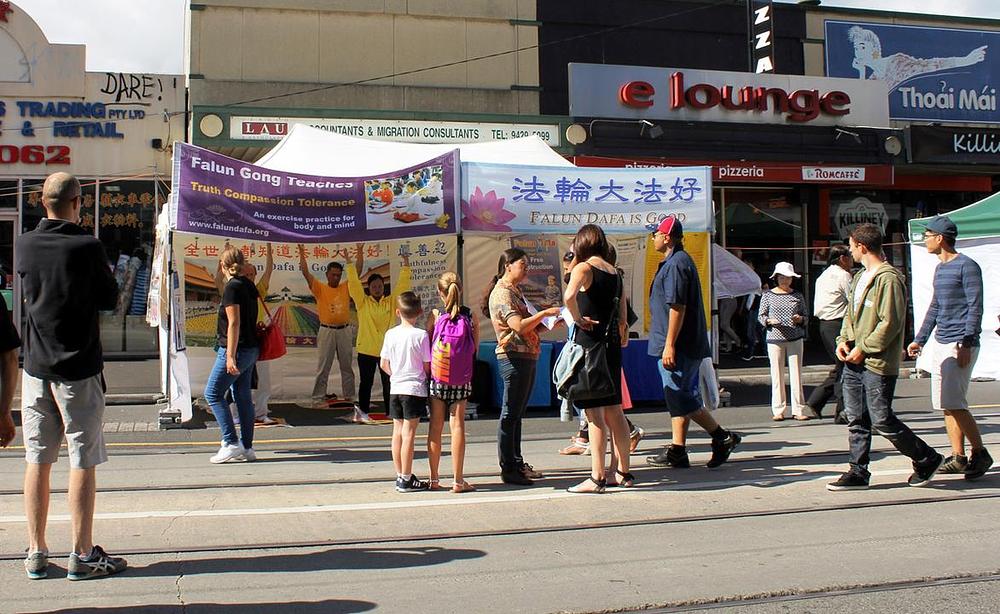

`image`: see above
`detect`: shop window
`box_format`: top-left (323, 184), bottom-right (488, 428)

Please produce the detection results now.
top-left (722, 188), bottom-right (806, 284)
top-left (98, 180), bottom-right (160, 354)
top-left (20, 179), bottom-right (96, 235)
top-left (0, 180), bottom-right (16, 209)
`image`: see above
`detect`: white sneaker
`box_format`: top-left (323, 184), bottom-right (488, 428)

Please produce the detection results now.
top-left (210, 443), bottom-right (245, 464)
top-left (243, 448), bottom-right (257, 462)
top-left (352, 407), bottom-right (375, 424)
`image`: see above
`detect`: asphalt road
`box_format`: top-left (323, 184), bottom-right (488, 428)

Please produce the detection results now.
top-left (1, 377), bottom-right (998, 613)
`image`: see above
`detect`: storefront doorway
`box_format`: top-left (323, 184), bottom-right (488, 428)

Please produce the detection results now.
top-left (718, 186), bottom-right (807, 284)
top-left (0, 215), bottom-right (15, 311)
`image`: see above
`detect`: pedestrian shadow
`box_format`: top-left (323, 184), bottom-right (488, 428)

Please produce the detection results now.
top-left (527, 453), bottom-right (850, 493)
top-left (865, 473), bottom-right (997, 491)
top-left (125, 546), bottom-right (486, 579)
top-left (34, 600), bottom-right (375, 613)
top-left (632, 437), bottom-right (811, 458)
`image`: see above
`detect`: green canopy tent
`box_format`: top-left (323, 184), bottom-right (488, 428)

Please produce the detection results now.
top-left (908, 194), bottom-right (1000, 380)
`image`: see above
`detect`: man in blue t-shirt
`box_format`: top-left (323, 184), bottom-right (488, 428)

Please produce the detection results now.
top-left (908, 215), bottom-right (993, 480)
top-left (645, 217), bottom-right (741, 469)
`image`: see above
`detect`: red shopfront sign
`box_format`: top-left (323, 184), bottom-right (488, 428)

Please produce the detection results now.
top-left (618, 72), bottom-right (851, 123)
top-left (573, 155), bottom-right (895, 186)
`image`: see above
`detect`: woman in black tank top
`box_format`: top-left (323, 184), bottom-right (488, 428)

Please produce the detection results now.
top-left (563, 224), bottom-right (634, 493)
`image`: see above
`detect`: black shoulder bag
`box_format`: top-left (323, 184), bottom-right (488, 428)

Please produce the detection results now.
top-left (553, 272), bottom-right (622, 402)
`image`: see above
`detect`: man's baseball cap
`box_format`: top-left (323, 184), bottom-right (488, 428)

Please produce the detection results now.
top-left (925, 215), bottom-right (958, 239)
top-left (645, 216), bottom-right (683, 237)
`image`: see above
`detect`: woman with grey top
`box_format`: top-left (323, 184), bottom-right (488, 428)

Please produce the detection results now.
top-left (759, 262), bottom-right (810, 421)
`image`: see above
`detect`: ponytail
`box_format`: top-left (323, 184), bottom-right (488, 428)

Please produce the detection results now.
top-left (437, 271), bottom-right (463, 320)
top-left (481, 274), bottom-right (500, 318)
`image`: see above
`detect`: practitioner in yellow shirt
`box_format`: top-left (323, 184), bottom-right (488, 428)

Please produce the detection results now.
top-left (347, 242), bottom-right (411, 423)
top-left (298, 245), bottom-right (354, 408)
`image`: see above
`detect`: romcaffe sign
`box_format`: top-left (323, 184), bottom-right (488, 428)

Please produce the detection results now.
top-left (569, 63), bottom-right (890, 127)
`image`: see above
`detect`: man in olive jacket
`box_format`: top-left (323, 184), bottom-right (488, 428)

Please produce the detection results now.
top-left (827, 223), bottom-right (943, 491)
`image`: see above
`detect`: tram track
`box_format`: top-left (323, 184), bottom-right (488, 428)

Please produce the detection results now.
top-left (610, 570), bottom-right (1000, 613)
top-left (2, 487), bottom-right (998, 561)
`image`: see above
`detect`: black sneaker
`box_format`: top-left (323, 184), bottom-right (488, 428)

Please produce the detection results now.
top-left (395, 475), bottom-right (429, 493)
top-left (833, 413), bottom-right (849, 425)
top-left (646, 444), bottom-right (690, 468)
top-left (67, 545), bottom-right (127, 581)
top-left (826, 471), bottom-right (870, 491)
top-left (939, 455), bottom-right (969, 474)
top-left (907, 452), bottom-right (945, 487)
top-left (520, 463), bottom-right (544, 479)
top-left (500, 471), bottom-right (534, 486)
top-left (965, 448), bottom-right (994, 481)
top-left (707, 432), bottom-right (742, 468)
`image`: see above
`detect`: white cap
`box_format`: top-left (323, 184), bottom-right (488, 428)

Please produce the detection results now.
top-left (770, 261), bottom-right (800, 279)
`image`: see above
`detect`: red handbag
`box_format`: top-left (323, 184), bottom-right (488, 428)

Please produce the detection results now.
top-left (255, 298), bottom-right (286, 361)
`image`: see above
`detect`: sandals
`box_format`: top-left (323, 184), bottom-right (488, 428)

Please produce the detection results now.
top-left (615, 470), bottom-right (635, 488)
top-left (451, 480), bottom-right (476, 494)
top-left (567, 476), bottom-right (606, 494)
top-left (606, 470), bottom-right (636, 488)
top-left (428, 479), bottom-right (444, 491)
top-left (772, 415), bottom-right (786, 422)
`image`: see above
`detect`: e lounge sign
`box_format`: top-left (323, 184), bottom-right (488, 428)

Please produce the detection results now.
top-left (570, 63), bottom-right (890, 127)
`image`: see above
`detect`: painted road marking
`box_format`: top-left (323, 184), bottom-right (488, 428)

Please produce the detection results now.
top-left (0, 468), bottom-right (979, 524)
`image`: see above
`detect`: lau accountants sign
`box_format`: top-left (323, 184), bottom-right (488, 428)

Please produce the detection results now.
top-left (569, 63), bottom-right (890, 127)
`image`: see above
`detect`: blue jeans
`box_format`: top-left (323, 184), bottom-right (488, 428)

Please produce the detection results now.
top-left (842, 363), bottom-right (935, 476)
top-left (205, 346), bottom-right (260, 449)
top-left (497, 354), bottom-right (537, 471)
top-left (657, 355), bottom-right (703, 417)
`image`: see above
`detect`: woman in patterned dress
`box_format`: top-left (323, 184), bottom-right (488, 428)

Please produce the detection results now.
top-left (758, 262), bottom-right (811, 421)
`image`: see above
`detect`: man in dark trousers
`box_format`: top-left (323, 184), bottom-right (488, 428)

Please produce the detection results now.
top-left (828, 223), bottom-right (943, 491)
top-left (807, 244), bottom-right (853, 422)
top-left (17, 172), bottom-right (126, 580)
top-left (644, 217), bottom-right (741, 469)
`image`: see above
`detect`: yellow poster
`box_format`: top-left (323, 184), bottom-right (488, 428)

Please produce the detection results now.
top-left (643, 231), bottom-right (712, 334)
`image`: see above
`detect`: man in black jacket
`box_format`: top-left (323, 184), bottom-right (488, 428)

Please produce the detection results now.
top-left (16, 172), bottom-right (126, 581)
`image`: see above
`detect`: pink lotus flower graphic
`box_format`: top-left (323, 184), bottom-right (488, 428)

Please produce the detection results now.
top-left (461, 187), bottom-right (515, 232)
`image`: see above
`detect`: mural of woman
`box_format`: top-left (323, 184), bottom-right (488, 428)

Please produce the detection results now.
top-left (848, 25), bottom-right (987, 91)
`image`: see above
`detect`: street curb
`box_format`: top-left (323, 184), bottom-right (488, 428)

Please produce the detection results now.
top-left (107, 393), bottom-right (162, 406)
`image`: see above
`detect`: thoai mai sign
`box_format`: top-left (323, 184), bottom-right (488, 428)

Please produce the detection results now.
top-left (570, 63), bottom-right (890, 127)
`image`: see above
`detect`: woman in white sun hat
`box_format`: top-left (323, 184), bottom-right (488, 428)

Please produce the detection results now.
top-left (758, 262), bottom-right (811, 421)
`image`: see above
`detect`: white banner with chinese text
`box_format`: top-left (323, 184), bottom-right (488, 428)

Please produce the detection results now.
top-left (461, 163), bottom-right (712, 234)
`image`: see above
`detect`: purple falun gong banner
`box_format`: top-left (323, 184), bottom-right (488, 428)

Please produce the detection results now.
top-left (171, 143), bottom-right (458, 243)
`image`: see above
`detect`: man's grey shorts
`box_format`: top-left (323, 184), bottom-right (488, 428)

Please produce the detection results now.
top-left (930, 343), bottom-right (980, 411)
top-left (22, 372), bottom-right (108, 469)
